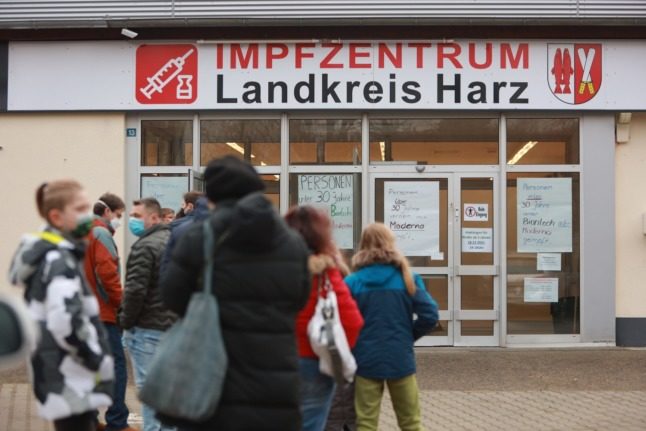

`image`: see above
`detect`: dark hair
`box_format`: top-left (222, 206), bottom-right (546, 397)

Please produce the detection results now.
top-left (36, 180), bottom-right (83, 222)
top-left (133, 198), bottom-right (162, 217)
top-left (93, 192), bottom-right (125, 216)
top-left (284, 206), bottom-right (335, 255)
top-left (183, 191), bottom-right (203, 206)
top-left (161, 208), bottom-right (175, 217)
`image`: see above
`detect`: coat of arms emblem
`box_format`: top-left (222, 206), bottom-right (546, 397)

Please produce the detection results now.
top-left (548, 44), bottom-right (602, 104)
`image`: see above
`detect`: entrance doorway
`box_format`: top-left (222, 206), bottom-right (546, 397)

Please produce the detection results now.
top-left (371, 172), bottom-right (500, 346)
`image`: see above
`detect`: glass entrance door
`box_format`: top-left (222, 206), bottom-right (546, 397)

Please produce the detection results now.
top-left (371, 173), bottom-right (499, 346)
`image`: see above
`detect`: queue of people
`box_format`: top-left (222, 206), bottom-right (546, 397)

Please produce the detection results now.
top-left (8, 155), bottom-right (439, 431)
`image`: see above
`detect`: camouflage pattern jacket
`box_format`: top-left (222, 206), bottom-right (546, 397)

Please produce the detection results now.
top-left (8, 227), bottom-right (114, 420)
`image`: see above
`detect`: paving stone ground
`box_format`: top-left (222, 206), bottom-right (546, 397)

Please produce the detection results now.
top-left (2, 348), bottom-right (646, 430)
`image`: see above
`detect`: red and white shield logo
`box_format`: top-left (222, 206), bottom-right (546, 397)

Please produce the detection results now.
top-left (548, 44), bottom-right (602, 104)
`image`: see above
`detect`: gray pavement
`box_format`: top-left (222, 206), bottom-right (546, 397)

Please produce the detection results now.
top-left (2, 347), bottom-right (646, 430)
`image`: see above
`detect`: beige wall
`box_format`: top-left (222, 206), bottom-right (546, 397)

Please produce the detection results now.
top-left (616, 113), bottom-right (646, 317)
top-left (0, 113), bottom-right (126, 280)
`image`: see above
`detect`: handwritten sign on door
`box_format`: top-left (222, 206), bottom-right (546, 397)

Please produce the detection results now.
top-left (384, 181), bottom-right (440, 257)
top-left (297, 174), bottom-right (354, 249)
top-left (141, 175), bottom-right (188, 211)
top-left (517, 178), bottom-right (572, 253)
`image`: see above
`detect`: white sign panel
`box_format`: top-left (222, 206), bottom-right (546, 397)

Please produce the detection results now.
top-left (384, 181), bottom-right (440, 256)
top-left (297, 174), bottom-right (354, 249)
top-left (524, 278), bottom-right (559, 303)
top-left (462, 228), bottom-right (493, 253)
top-left (8, 40), bottom-right (646, 110)
top-left (517, 178), bottom-right (572, 253)
top-left (537, 253), bottom-right (562, 271)
top-left (463, 203), bottom-right (489, 222)
top-left (141, 176), bottom-right (188, 211)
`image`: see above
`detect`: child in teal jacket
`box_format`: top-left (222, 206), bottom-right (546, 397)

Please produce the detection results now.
top-left (345, 223), bottom-right (438, 431)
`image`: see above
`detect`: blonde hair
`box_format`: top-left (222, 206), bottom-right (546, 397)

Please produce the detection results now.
top-left (35, 180), bottom-right (83, 222)
top-left (351, 223), bottom-right (416, 296)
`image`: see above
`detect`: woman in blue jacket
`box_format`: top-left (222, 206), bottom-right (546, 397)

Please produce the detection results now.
top-left (345, 223), bottom-right (438, 431)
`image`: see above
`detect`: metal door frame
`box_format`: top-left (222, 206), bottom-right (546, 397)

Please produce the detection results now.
top-left (453, 172), bottom-right (501, 347)
top-left (369, 170), bottom-right (501, 347)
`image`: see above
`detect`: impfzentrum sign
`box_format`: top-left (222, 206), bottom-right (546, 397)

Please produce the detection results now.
top-left (6, 40), bottom-right (644, 110)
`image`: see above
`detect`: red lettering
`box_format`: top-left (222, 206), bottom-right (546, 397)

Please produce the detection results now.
top-left (469, 43), bottom-right (492, 69)
top-left (349, 43), bottom-right (371, 68)
top-left (437, 43), bottom-right (462, 68)
top-left (230, 43), bottom-right (259, 69)
top-left (320, 43), bottom-right (343, 69)
top-left (295, 43), bottom-right (315, 69)
top-left (216, 44), bottom-right (223, 69)
top-left (408, 43), bottom-right (432, 68)
top-left (501, 43), bottom-right (529, 69)
top-left (378, 43), bottom-right (402, 68)
top-left (266, 43), bottom-right (288, 68)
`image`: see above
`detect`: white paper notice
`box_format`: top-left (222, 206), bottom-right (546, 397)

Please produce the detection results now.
top-left (524, 278), bottom-right (559, 302)
top-left (141, 176), bottom-right (188, 211)
top-left (463, 203), bottom-right (489, 222)
top-left (384, 181), bottom-right (440, 256)
top-left (537, 253), bottom-right (562, 271)
top-left (517, 178), bottom-right (572, 253)
top-left (462, 228), bottom-right (493, 253)
top-left (297, 174), bottom-right (354, 249)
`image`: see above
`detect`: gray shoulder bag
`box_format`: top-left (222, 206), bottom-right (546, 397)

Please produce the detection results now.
top-left (139, 220), bottom-right (228, 421)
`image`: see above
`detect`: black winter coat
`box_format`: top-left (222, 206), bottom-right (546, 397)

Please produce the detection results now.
top-left (159, 192), bottom-right (311, 431)
top-left (119, 223), bottom-right (177, 331)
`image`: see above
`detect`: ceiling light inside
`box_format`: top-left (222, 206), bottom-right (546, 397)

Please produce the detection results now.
top-left (508, 141), bottom-right (538, 165)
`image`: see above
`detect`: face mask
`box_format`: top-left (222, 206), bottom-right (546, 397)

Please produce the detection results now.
top-left (128, 217), bottom-right (145, 237)
top-left (110, 218), bottom-right (122, 230)
top-left (70, 213), bottom-right (94, 239)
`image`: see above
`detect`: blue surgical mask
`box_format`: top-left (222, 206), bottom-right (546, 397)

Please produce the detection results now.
top-left (128, 217), bottom-right (145, 237)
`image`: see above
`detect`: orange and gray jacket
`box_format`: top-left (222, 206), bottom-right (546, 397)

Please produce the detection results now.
top-left (84, 217), bottom-right (122, 324)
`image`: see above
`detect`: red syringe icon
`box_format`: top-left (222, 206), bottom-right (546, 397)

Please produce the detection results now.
top-left (140, 48), bottom-right (195, 99)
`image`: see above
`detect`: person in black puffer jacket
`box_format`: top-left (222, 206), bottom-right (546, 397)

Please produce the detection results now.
top-left (159, 156), bottom-right (311, 431)
top-left (119, 197), bottom-right (177, 431)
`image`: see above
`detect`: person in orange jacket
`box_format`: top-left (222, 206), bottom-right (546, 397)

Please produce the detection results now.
top-left (83, 193), bottom-right (136, 431)
top-left (286, 205), bottom-right (364, 431)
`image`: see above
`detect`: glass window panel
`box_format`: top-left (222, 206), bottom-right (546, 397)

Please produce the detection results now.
top-left (420, 275), bottom-right (448, 310)
top-left (200, 120), bottom-right (280, 166)
top-left (374, 178), bottom-right (448, 267)
top-left (289, 119), bottom-right (361, 165)
top-left (461, 177), bottom-right (494, 265)
top-left (507, 118), bottom-right (579, 165)
top-left (289, 173), bottom-right (362, 255)
top-left (261, 175), bottom-right (281, 209)
top-left (461, 276), bottom-right (494, 310)
top-left (506, 172), bottom-right (580, 335)
top-left (461, 320), bottom-right (494, 336)
top-left (428, 320), bottom-right (449, 337)
top-left (369, 118), bottom-right (498, 164)
top-left (142, 120), bottom-right (193, 166)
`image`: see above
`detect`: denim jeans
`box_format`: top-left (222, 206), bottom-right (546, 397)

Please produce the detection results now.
top-left (299, 358), bottom-right (336, 431)
top-left (123, 327), bottom-right (175, 431)
top-left (100, 323), bottom-right (130, 430)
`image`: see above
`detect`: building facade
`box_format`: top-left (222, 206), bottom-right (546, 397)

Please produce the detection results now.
top-left (1, 1), bottom-right (645, 347)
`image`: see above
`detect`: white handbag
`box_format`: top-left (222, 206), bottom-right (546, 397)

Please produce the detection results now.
top-left (307, 273), bottom-right (357, 384)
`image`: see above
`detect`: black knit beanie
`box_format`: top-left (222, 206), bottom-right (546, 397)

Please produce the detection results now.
top-left (204, 156), bottom-right (265, 203)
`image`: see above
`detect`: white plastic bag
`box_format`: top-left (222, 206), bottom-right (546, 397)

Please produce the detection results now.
top-left (307, 274), bottom-right (357, 384)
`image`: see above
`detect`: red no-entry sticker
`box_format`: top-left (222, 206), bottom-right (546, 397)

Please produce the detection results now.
top-left (136, 44), bottom-right (198, 104)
